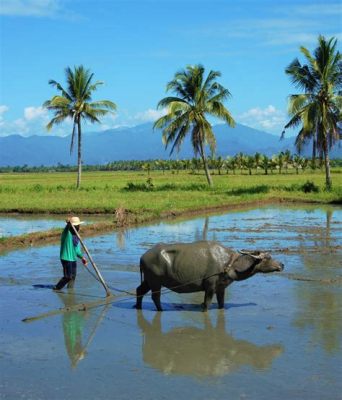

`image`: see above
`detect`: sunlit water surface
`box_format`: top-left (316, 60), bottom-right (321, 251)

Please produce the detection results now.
top-left (0, 214), bottom-right (106, 237)
top-left (0, 205), bottom-right (341, 400)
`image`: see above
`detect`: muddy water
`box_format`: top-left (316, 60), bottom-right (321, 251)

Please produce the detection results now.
top-left (0, 205), bottom-right (341, 400)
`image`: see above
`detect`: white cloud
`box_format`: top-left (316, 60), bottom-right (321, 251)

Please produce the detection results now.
top-left (0, 105), bottom-right (9, 127)
top-left (0, 0), bottom-right (61, 17)
top-left (133, 108), bottom-right (166, 123)
top-left (0, 104), bottom-right (62, 137)
top-left (238, 105), bottom-right (286, 133)
top-left (95, 108), bottom-right (167, 131)
top-left (0, 106), bottom-right (167, 136)
top-left (24, 106), bottom-right (48, 121)
top-left (0, 105), bottom-right (9, 115)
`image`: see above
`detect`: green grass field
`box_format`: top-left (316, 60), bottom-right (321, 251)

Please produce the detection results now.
top-left (0, 168), bottom-right (341, 216)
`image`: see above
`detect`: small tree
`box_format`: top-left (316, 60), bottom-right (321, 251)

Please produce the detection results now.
top-left (283, 35), bottom-right (341, 189)
top-left (44, 65), bottom-right (116, 188)
top-left (261, 155), bottom-right (270, 175)
top-left (154, 64), bottom-right (235, 187)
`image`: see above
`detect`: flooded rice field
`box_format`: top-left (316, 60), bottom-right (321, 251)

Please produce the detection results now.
top-left (0, 214), bottom-right (105, 237)
top-left (0, 205), bottom-right (341, 400)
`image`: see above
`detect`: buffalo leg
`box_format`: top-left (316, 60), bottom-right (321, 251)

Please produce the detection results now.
top-left (151, 285), bottom-right (163, 312)
top-left (216, 289), bottom-right (225, 309)
top-left (135, 281), bottom-right (150, 309)
top-left (202, 288), bottom-right (215, 312)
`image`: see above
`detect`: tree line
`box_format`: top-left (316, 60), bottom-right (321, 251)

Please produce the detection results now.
top-left (43, 35), bottom-right (341, 189)
top-left (1, 153), bottom-right (341, 175)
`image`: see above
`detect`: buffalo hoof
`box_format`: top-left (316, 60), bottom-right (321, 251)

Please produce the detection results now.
top-left (133, 304), bottom-right (142, 310)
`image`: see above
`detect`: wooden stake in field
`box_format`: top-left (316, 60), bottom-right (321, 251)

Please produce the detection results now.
top-left (70, 222), bottom-right (111, 297)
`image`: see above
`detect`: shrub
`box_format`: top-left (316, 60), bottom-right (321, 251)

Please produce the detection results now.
top-left (301, 180), bottom-right (319, 193)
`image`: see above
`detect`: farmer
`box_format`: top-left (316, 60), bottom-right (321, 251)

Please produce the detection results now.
top-left (53, 216), bottom-right (88, 291)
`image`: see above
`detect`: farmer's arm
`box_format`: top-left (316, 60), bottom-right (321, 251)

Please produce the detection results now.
top-left (73, 236), bottom-right (87, 265)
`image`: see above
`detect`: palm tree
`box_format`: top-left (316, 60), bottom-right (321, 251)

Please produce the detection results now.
top-left (227, 156), bottom-right (237, 175)
top-left (244, 155), bottom-right (255, 175)
top-left (274, 152), bottom-right (285, 174)
top-left (254, 152), bottom-right (262, 173)
top-left (216, 156), bottom-right (225, 175)
top-left (282, 35), bottom-right (341, 189)
top-left (261, 155), bottom-right (270, 175)
top-left (292, 154), bottom-right (301, 174)
top-left (283, 150), bottom-right (292, 174)
top-left (154, 64), bottom-right (235, 187)
top-left (235, 152), bottom-right (244, 174)
top-left (44, 65), bottom-right (117, 188)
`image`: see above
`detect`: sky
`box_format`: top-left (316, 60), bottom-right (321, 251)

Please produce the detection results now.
top-left (0, 0), bottom-right (341, 138)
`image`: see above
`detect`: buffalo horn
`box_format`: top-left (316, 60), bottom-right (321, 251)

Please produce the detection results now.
top-left (238, 250), bottom-right (267, 260)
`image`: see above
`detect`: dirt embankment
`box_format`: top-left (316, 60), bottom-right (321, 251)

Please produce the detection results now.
top-left (0, 198), bottom-right (338, 254)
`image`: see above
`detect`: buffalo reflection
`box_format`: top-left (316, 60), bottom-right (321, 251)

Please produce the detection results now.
top-left (137, 311), bottom-right (283, 377)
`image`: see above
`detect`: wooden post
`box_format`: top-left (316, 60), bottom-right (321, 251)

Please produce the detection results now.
top-left (70, 222), bottom-right (111, 297)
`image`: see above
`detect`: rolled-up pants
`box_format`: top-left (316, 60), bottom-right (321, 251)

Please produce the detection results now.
top-left (55, 259), bottom-right (77, 290)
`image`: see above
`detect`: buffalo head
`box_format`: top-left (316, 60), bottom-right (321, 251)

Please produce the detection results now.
top-left (238, 250), bottom-right (284, 273)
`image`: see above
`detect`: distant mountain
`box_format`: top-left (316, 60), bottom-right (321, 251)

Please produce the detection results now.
top-left (0, 122), bottom-right (340, 166)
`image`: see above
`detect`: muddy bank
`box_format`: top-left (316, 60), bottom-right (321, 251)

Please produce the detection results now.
top-left (0, 198), bottom-right (332, 254)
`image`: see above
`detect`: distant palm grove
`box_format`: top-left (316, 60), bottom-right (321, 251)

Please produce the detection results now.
top-left (3, 153), bottom-right (341, 174)
top-left (43, 35), bottom-right (341, 190)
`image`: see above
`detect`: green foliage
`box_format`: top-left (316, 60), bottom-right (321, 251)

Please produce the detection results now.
top-left (229, 185), bottom-right (270, 196)
top-left (43, 65), bottom-right (116, 188)
top-left (283, 35), bottom-right (341, 190)
top-left (301, 180), bottom-right (320, 193)
top-left (154, 64), bottom-right (235, 187)
top-left (0, 166), bottom-right (341, 215)
top-left (2, 154), bottom-right (342, 175)
top-left (123, 180), bottom-right (208, 192)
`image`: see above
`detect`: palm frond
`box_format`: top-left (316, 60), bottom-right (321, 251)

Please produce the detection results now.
top-left (157, 97), bottom-right (189, 109)
top-left (287, 94), bottom-right (310, 115)
top-left (89, 100), bottom-right (117, 111)
top-left (168, 120), bottom-right (191, 155)
top-left (46, 113), bottom-right (70, 131)
top-left (48, 80), bottom-right (72, 101)
top-left (207, 101), bottom-right (235, 127)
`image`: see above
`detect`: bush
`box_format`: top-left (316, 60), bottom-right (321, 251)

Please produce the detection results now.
top-left (123, 181), bottom-right (153, 192)
top-left (301, 180), bottom-right (319, 193)
top-left (31, 184), bottom-right (44, 192)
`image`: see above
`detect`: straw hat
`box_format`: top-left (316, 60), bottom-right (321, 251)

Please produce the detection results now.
top-left (66, 216), bottom-right (85, 226)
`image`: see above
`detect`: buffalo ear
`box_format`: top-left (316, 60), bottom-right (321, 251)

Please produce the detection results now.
top-left (232, 254), bottom-right (255, 273)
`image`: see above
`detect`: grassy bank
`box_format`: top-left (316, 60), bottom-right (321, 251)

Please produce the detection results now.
top-left (0, 169), bottom-right (341, 253)
top-left (0, 169), bottom-right (341, 215)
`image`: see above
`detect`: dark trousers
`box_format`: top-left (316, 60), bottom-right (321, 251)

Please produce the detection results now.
top-left (55, 260), bottom-right (77, 290)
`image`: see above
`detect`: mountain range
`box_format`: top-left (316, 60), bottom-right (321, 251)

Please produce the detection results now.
top-left (0, 122), bottom-right (340, 166)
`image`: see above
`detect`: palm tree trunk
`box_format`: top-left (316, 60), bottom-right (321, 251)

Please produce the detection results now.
top-left (323, 139), bottom-right (332, 190)
top-left (312, 132), bottom-right (317, 167)
top-left (199, 141), bottom-right (213, 187)
top-left (76, 117), bottom-right (82, 189)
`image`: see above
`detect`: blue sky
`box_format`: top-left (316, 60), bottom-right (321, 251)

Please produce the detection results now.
top-left (0, 0), bottom-right (341, 137)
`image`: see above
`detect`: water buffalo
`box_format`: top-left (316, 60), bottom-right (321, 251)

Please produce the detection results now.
top-left (135, 240), bottom-right (284, 311)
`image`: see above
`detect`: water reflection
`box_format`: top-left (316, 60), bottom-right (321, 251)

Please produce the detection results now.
top-left (292, 209), bottom-right (342, 354)
top-left (57, 292), bottom-right (109, 368)
top-left (293, 287), bottom-right (342, 354)
top-left (137, 311), bottom-right (283, 377)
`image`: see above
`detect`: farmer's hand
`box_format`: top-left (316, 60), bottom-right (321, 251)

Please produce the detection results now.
top-left (81, 257), bottom-right (88, 266)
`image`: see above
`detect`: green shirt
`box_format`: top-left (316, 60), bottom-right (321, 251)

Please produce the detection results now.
top-left (60, 226), bottom-right (83, 261)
